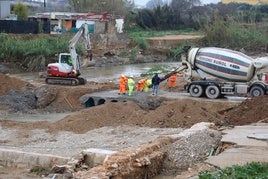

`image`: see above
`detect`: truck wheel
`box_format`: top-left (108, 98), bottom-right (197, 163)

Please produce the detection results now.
top-left (205, 85), bottom-right (220, 99)
top-left (189, 84), bottom-right (203, 97)
top-left (249, 86), bottom-right (264, 97)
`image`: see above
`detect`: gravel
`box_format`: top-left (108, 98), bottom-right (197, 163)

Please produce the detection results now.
top-left (0, 125), bottom-right (184, 158)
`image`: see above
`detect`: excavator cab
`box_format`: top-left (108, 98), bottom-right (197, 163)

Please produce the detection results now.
top-left (60, 54), bottom-right (73, 66)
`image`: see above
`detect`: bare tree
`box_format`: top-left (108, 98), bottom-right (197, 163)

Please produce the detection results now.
top-left (170, 0), bottom-right (201, 12)
top-left (169, 0), bottom-right (201, 27)
top-left (146, 0), bottom-right (164, 9)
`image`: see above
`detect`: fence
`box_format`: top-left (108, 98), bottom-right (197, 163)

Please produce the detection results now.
top-left (0, 20), bottom-right (50, 34)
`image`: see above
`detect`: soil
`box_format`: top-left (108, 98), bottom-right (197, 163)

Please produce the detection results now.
top-left (0, 54), bottom-right (268, 177)
top-left (0, 73), bottom-right (33, 96)
top-left (0, 53), bottom-right (268, 178)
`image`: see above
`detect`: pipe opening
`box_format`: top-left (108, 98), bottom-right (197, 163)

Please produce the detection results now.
top-left (85, 97), bottom-right (95, 108)
top-left (97, 99), bottom-right (106, 105)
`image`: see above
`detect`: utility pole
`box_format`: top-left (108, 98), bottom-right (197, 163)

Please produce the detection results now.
top-left (44, 0), bottom-right (46, 11)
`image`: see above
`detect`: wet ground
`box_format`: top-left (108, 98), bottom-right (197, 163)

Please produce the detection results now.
top-left (10, 62), bottom-right (181, 83)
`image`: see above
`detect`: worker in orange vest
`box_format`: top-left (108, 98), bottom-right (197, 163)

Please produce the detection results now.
top-left (123, 75), bottom-right (128, 91)
top-left (136, 78), bottom-right (147, 91)
top-left (118, 74), bottom-right (127, 95)
top-left (168, 73), bottom-right (177, 92)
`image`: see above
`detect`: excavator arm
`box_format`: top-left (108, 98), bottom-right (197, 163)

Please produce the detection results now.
top-left (69, 23), bottom-right (91, 73)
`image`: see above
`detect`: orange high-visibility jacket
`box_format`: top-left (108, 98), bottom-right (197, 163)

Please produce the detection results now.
top-left (119, 76), bottom-right (127, 93)
top-left (168, 74), bottom-right (176, 87)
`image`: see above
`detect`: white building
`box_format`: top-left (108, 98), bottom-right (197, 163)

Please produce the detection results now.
top-left (0, 0), bottom-right (10, 19)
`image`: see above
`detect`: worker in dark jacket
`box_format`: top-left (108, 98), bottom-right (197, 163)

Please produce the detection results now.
top-left (152, 73), bottom-right (161, 95)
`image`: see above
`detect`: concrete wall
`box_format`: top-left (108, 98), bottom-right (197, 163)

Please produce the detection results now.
top-left (0, 1), bottom-right (10, 19)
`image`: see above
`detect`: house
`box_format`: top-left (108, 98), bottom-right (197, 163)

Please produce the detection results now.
top-left (28, 12), bottom-right (115, 34)
top-left (0, 0), bottom-right (10, 19)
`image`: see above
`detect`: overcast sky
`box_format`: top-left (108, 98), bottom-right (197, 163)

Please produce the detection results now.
top-left (134, 0), bottom-right (221, 6)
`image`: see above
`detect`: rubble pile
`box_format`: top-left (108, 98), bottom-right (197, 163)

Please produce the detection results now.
top-left (72, 123), bottom-right (219, 178)
top-left (161, 123), bottom-right (222, 175)
top-left (0, 88), bottom-right (36, 112)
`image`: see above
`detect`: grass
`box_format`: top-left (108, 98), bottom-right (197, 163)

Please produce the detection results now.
top-left (0, 33), bottom-right (84, 61)
top-left (127, 28), bottom-right (199, 38)
top-left (199, 162), bottom-right (268, 179)
top-left (140, 64), bottom-right (178, 77)
top-left (201, 11), bottom-right (268, 51)
top-left (30, 165), bottom-right (50, 176)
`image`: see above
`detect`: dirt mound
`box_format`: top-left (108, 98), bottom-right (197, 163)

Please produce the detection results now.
top-left (0, 73), bottom-right (36, 112)
top-left (0, 71), bottom-right (267, 135)
top-left (2, 96), bottom-right (266, 134)
top-left (223, 96), bottom-right (268, 125)
top-left (48, 96), bottom-right (268, 134)
top-left (0, 73), bottom-right (33, 96)
top-left (48, 99), bottom-right (233, 134)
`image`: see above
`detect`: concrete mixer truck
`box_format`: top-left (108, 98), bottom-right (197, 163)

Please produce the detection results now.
top-left (176, 46), bottom-right (268, 99)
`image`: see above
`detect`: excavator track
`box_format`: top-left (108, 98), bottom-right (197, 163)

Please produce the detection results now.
top-left (45, 77), bottom-right (86, 86)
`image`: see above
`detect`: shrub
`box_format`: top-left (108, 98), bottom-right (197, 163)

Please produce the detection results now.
top-left (200, 10), bottom-right (267, 51)
top-left (0, 34), bottom-right (86, 61)
top-left (129, 48), bottom-right (138, 61)
top-left (130, 37), bottom-right (148, 50)
top-left (13, 2), bottom-right (28, 21)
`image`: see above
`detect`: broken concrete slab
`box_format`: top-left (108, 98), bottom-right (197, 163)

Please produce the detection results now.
top-left (221, 124), bottom-right (268, 147)
top-left (206, 147), bottom-right (268, 169)
top-left (205, 123), bottom-right (268, 169)
top-left (82, 148), bottom-right (117, 168)
top-left (0, 148), bottom-right (69, 168)
top-left (247, 133), bottom-right (268, 141)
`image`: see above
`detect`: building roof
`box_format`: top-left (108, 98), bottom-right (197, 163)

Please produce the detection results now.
top-left (28, 12), bottom-right (111, 21)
